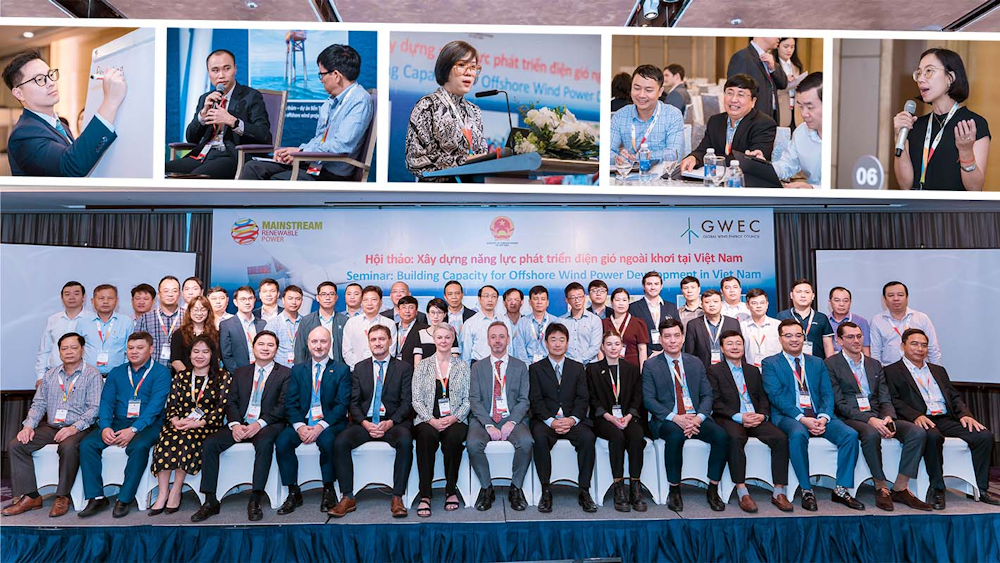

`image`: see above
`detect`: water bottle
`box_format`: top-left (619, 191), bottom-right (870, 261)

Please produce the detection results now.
top-left (725, 160), bottom-right (744, 188)
top-left (703, 148), bottom-right (717, 187)
top-left (637, 143), bottom-right (652, 182)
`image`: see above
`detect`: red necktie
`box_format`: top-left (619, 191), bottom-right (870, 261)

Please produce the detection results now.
top-left (492, 360), bottom-right (503, 424)
top-left (673, 359), bottom-right (687, 415)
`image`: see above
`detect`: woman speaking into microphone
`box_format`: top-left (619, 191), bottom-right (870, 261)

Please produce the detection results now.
top-left (893, 48), bottom-right (990, 191)
top-left (405, 40), bottom-right (488, 182)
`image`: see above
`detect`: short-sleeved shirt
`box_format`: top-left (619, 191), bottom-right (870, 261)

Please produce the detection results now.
top-left (776, 308), bottom-right (834, 359)
top-left (602, 315), bottom-right (650, 367)
top-left (828, 312), bottom-right (871, 353)
top-left (906, 106), bottom-right (990, 191)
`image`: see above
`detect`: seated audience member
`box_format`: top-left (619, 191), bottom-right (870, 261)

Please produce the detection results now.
top-left (36, 281), bottom-right (88, 386)
top-left (602, 288), bottom-right (649, 368)
top-left (240, 45), bottom-right (373, 181)
top-left (740, 289), bottom-right (782, 368)
top-left (342, 285), bottom-right (397, 370)
top-left (4, 333), bottom-right (102, 517)
top-left (610, 72), bottom-right (632, 112)
top-left (330, 325), bottom-right (414, 518)
top-left (776, 279), bottom-right (834, 359)
top-left (826, 286), bottom-right (871, 355)
top-left (461, 285), bottom-right (511, 363)
top-left (78, 332), bottom-right (171, 518)
top-left (81, 284), bottom-right (134, 377)
top-left (265, 285), bottom-right (304, 368)
top-left (884, 329), bottom-right (1000, 507)
top-left (130, 283), bottom-right (156, 322)
top-left (413, 298), bottom-right (455, 364)
top-left (293, 281), bottom-right (349, 365)
top-left (170, 296), bottom-right (218, 373)
top-left (749, 72), bottom-right (824, 188)
top-left (560, 282), bottom-right (603, 365)
top-left (219, 286), bottom-right (266, 374)
top-left (467, 322), bottom-right (533, 511)
top-left (609, 64), bottom-right (684, 166)
top-left (134, 276), bottom-right (183, 367)
top-left (677, 276), bottom-right (704, 329)
top-left (660, 64), bottom-right (691, 117)
top-left (684, 289), bottom-right (741, 369)
top-left (587, 280), bottom-right (609, 319)
top-left (275, 327), bottom-right (351, 515)
top-left (870, 281), bottom-right (941, 366)
top-left (252, 278), bottom-right (283, 322)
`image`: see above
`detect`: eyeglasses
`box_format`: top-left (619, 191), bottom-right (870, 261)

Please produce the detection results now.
top-left (318, 69), bottom-right (336, 80)
top-left (567, 295), bottom-right (586, 302)
top-left (780, 333), bottom-right (804, 339)
top-left (454, 62), bottom-right (482, 75)
top-left (724, 89), bottom-right (752, 101)
top-left (590, 289), bottom-right (607, 295)
top-left (15, 69), bottom-right (59, 88)
top-left (912, 66), bottom-right (944, 82)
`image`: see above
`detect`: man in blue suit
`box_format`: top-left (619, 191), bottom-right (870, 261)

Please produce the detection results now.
top-left (628, 271), bottom-right (681, 354)
top-left (77, 332), bottom-right (170, 518)
top-left (274, 326), bottom-right (351, 515)
top-left (762, 318), bottom-right (864, 512)
top-left (643, 318), bottom-right (729, 512)
top-left (220, 286), bottom-right (267, 373)
top-left (3, 50), bottom-right (126, 177)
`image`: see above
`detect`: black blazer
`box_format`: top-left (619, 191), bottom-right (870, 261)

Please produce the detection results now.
top-left (688, 109), bottom-right (777, 166)
top-left (226, 362), bottom-right (291, 427)
top-left (448, 307), bottom-right (478, 323)
top-left (586, 359), bottom-right (642, 419)
top-left (349, 357), bottom-right (413, 426)
top-left (529, 357), bottom-right (591, 425)
top-left (884, 360), bottom-right (971, 422)
top-left (380, 309), bottom-right (429, 325)
top-left (726, 44), bottom-right (788, 121)
top-left (628, 298), bottom-right (680, 353)
top-left (684, 315), bottom-right (742, 369)
top-left (285, 359), bottom-right (351, 431)
top-left (826, 353), bottom-right (894, 422)
top-left (184, 82), bottom-right (271, 162)
top-left (706, 360), bottom-right (771, 420)
top-left (397, 321), bottom-right (430, 367)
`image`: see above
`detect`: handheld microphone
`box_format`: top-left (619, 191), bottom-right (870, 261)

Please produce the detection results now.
top-left (894, 100), bottom-right (917, 157)
top-left (212, 83), bottom-right (225, 109)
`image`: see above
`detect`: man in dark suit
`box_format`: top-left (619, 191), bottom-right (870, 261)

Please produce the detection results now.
top-left (443, 280), bottom-right (478, 333)
top-left (165, 49), bottom-right (271, 179)
top-left (528, 323), bottom-right (598, 513)
top-left (680, 74), bottom-right (778, 174)
top-left (726, 37), bottom-right (787, 122)
top-left (220, 286), bottom-right (267, 374)
top-left (293, 281), bottom-right (349, 365)
top-left (684, 289), bottom-right (742, 369)
top-left (628, 271), bottom-right (680, 354)
top-left (660, 64), bottom-right (691, 117)
top-left (884, 328), bottom-right (1000, 507)
top-left (192, 331), bottom-right (291, 522)
top-left (643, 318), bottom-right (729, 512)
top-left (827, 322), bottom-right (932, 511)
top-left (3, 50), bottom-right (125, 177)
top-left (762, 319), bottom-right (863, 512)
top-left (329, 324), bottom-right (414, 518)
top-left (274, 326), bottom-right (351, 515)
top-left (706, 330), bottom-right (791, 513)
top-left (380, 281), bottom-right (429, 325)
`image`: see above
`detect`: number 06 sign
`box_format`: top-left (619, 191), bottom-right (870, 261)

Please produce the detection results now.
top-left (852, 155), bottom-right (885, 190)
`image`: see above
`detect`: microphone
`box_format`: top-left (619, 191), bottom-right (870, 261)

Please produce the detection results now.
top-left (475, 89), bottom-right (514, 131)
top-left (894, 100), bottom-right (917, 157)
top-left (212, 83), bottom-right (225, 109)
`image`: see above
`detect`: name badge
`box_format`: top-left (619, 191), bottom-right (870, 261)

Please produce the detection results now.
top-left (495, 395), bottom-right (509, 413)
top-left (620, 344), bottom-right (627, 357)
top-left (96, 352), bottom-right (109, 367)
top-left (188, 407), bottom-right (204, 420)
top-left (856, 395), bottom-right (871, 412)
top-left (310, 405), bottom-right (323, 421)
top-left (287, 353), bottom-right (295, 365)
top-left (611, 404), bottom-right (623, 419)
top-left (127, 399), bottom-right (142, 418)
top-left (160, 346), bottom-right (171, 361)
top-left (802, 341), bottom-right (814, 356)
top-left (379, 404), bottom-right (387, 416)
top-left (743, 402), bottom-right (756, 414)
top-left (682, 396), bottom-right (694, 410)
top-left (53, 408), bottom-right (68, 424)
top-left (438, 398), bottom-right (452, 416)
top-left (556, 407), bottom-right (564, 418)
top-left (927, 401), bottom-right (944, 416)
top-left (710, 351), bottom-right (722, 365)
top-left (650, 330), bottom-right (660, 344)
top-left (798, 393), bottom-right (812, 409)
top-left (307, 164), bottom-right (322, 176)
top-left (246, 405), bottom-right (261, 422)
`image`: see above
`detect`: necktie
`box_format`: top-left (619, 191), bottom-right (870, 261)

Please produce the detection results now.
top-left (673, 360), bottom-right (687, 415)
top-left (371, 360), bottom-right (385, 423)
top-left (555, 363), bottom-right (563, 385)
top-left (761, 59), bottom-right (777, 119)
top-left (795, 357), bottom-right (816, 417)
top-left (492, 360), bottom-right (503, 424)
top-left (53, 119), bottom-right (71, 142)
top-left (213, 97), bottom-right (228, 136)
top-left (252, 367), bottom-right (265, 406)
top-left (309, 363), bottom-right (322, 427)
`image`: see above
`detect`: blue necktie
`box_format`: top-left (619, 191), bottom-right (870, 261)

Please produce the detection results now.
top-left (555, 363), bottom-right (562, 385)
top-left (371, 360), bottom-right (385, 423)
top-left (54, 119), bottom-right (71, 142)
top-left (309, 363), bottom-right (322, 427)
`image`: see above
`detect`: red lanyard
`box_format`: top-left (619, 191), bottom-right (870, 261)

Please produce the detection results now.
top-left (128, 363), bottom-right (153, 397)
top-left (608, 364), bottom-right (621, 402)
top-left (58, 372), bottom-right (79, 402)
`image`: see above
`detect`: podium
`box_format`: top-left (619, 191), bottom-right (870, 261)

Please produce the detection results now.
top-left (424, 152), bottom-right (599, 183)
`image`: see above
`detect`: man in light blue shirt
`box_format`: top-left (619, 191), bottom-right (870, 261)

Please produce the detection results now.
top-left (512, 285), bottom-right (563, 363)
top-left (461, 285), bottom-right (512, 363)
top-left (265, 285), bottom-right (304, 367)
top-left (559, 283), bottom-right (603, 365)
top-left (610, 64), bottom-right (684, 166)
top-left (756, 72), bottom-right (823, 188)
top-left (80, 285), bottom-right (134, 376)
top-left (870, 281), bottom-right (941, 366)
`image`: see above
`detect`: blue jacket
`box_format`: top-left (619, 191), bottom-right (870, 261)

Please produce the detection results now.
top-left (220, 315), bottom-right (267, 374)
top-left (8, 110), bottom-right (116, 177)
top-left (761, 352), bottom-right (835, 421)
top-left (642, 352), bottom-right (713, 435)
top-left (285, 359), bottom-right (351, 430)
top-left (98, 359), bottom-right (171, 431)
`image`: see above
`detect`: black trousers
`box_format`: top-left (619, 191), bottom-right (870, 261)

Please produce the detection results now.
top-left (412, 421), bottom-right (468, 498)
top-left (239, 160), bottom-right (351, 181)
top-left (200, 423), bottom-right (284, 495)
top-left (165, 150), bottom-right (236, 179)
top-left (593, 418), bottom-right (645, 479)
top-left (843, 418), bottom-right (925, 482)
top-left (924, 415), bottom-right (993, 492)
top-left (531, 421), bottom-right (596, 489)
top-left (9, 424), bottom-right (93, 497)
top-left (333, 422), bottom-right (413, 497)
top-left (715, 417), bottom-right (789, 485)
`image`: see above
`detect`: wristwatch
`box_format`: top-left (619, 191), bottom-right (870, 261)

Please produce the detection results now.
top-left (128, 427), bottom-right (138, 434)
top-left (961, 162), bottom-right (977, 173)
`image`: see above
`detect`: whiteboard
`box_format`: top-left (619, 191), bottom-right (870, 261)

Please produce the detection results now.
top-left (0, 244), bottom-right (196, 391)
top-left (816, 249), bottom-right (1000, 384)
top-left (82, 28), bottom-right (156, 179)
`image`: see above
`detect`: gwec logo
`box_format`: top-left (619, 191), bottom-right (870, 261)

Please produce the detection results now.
top-left (683, 217), bottom-right (762, 242)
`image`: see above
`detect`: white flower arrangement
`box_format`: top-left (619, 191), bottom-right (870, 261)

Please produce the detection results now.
top-left (513, 105), bottom-right (599, 161)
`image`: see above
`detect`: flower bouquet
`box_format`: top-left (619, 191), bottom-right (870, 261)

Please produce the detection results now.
top-left (513, 105), bottom-right (599, 161)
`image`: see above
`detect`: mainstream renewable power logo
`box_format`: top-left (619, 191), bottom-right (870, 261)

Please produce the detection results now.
top-left (680, 218), bottom-right (699, 244)
top-left (231, 218), bottom-right (259, 245)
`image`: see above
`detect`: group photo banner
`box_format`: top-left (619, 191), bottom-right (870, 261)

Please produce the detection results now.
top-left (211, 207), bottom-right (776, 316)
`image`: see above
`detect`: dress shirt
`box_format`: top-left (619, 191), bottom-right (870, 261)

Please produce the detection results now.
top-left (27, 108), bottom-right (114, 134)
top-left (725, 116), bottom-right (746, 153)
top-left (544, 356), bottom-right (580, 426)
top-left (870, 308), bottom-right (941, 366)
top-left (367, 357), bottom-right (390, 418)
top-left (740, 316), bottom-right (782, 367)
top-left (231, 361), bottom-right (276, 428)
top-left (728, 360), bottom-right (752, 423)
top-left (460, 311), bottom-right (512, 363)
top-left (395, 319), bottom-right (417, 359)
top-left (24, 363), bottom-right (103, 430)
top-left (513, 313), bottom-right (562, 363)
top-left (828, 312), bottom-right (871, 352)
top-left (901, 357), bottom-right (948, 416)
top-left (678, 304), bottom-right (703, 329)
top-left (341, 314), bottom-right (397, 370)
top-left (265, 312), bottom-right (302, 367)
top-left (721, 301), bottom-right (751, 323)
top-left (196, 85), bottom-right (244, 151)
top-left (843, 352), bottom-right (871, 396)
top-left (299, 82), bottom-right (374, 176)
top-left (663, 353), bottom-right (705, 422)
top-left (134, 307), bottom-right (183, 366)
top-left (559, 310), bottom-right (603, 364)
top-left (292, 358), bottom-right (331, 430)
top-left (258, 306), bottom-right (282, 323)
top-left (609, 101), bottom-right (684, 162)
top-left (771, 123), bottom-right (823, 187)
top-left (80, 313), bottom-right (134, 375)
top-left (782, 351), bottom-right (829, 421)
top-left (35, 309), bottom-right (88, 381)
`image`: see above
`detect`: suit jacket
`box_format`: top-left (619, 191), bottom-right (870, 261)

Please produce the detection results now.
top-left (220, 314), bottom-right (267, 374)
top-left (684, 315), bottom-right (742, 369)
top-left (184, 82), bottom-right (271, 162)
top-left (380, 308), bottom-right (429, 325)
top-left (642, 352), bottom-right (714, 435)
top-left (293, 311), bottom-right (349, 365)
top-left (586, 359), bottom-right (642, 419)
top-left (469, 355), bottom-right (531, 428)
top-left (411, 356), bottom-right (470, 424)
top-left (285, 359), bottom-right (351, 431)
top-left (528, 357), bottom-right (591, 425)
top-left (628, 298), bottom-right (680, 352)
top-left (349, 357), bottom-right (413, 426)
top-left (226, 362), bottom-right (291, 427)
top-left (761, 353), bottom-right (835, 421)
top-left (706, 359), bottom-right (771, 420)
top-left (8, 110), bottom-right (116, 177)
top-left (398, 321), bottom-right (430, 366)
top-left (662, 84), bottom-right (692, 117)
top-left (252, 305), bottom-right (283, 321)
top-left (688, 109), bottom-right (777, 166)
top-left (884, 360), bottom-right (971, 422)
top-left (726, 44), bottom-right (789, 121)
top-left (450, 306), bottom-right (478, 322)
top-left (825, 353), bottom-right (894, 422)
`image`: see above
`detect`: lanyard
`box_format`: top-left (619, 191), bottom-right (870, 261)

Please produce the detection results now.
top-left (128, 362), bottom-right (154, 398)
top-left (191, 372), bottom-right (210, 405)
top-left (791, 358), bottom-right (808, 392)
top-left (705, 318), bottom-right (723, 347)
top-left (440, 89), bottom-right (474, 155)
top-left (608, 364), bottom-right (621, 403)
top-left (888, 314), bottom-right (910, 339)
top-left (157, 308), bottom-right (179, 338)
top-left (58, 371), bottom-right (80, 402)
top-left (320, 83), bottom-right (359, 144)
top-left (95, 318), bottom-right (115, 347)
top-left (242, 316), bottom-right (257, 343)
top-left (612, 313), bottom-right (631, 338)
top-left (631, 104), bottom-right (661, 152)
top-left (731, 366), bottom-right (748, 398)
top-left (283, 315), bottom-right (299, 345)
top-left (750, 325), bottom-right (767, 355)
top-left (312, 363), bottom-right (324, 396)
top-left (667, 355), bottom-right (686, 388)
top-left (847, 358), bottom-right (865, 392)
top-left (530, 316), bottom-right (549, 345)
top-left (251, 366), bottom-right (269, 399)
top-left (910, 365), bottom-right (935, 398)
top-left (435, 357), bottom-right (451, 397)
top-left (919, 102), bottom-right (960, 188)
top-left (793, 309), bottom-right (815, 337)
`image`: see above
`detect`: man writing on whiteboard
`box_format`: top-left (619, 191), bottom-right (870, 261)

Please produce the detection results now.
top-left (165, 49), bottom-right (271, 179)
top-left (3, 50), bottom-right (126, 177)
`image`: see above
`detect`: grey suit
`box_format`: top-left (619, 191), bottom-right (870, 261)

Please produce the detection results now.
top-left (293, 310), bottom-right (348, 365)
top-left (466, 355), bottom-right (533, 489)
top-left (219, 314), bottom-right (267, 374)
top-left (663, 84), bottom-right (692, 117)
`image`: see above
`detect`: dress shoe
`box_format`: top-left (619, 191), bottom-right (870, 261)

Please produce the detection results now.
top-left (831, 490), bottom-right (865, 511)
top-left (980, 491), bottom-right (1000, 506)
top-left (771, 494), bottom-right (794, 512)
top-left (164, 504), bottom-right (180, 515)
top-left (874, 488), bottom-right (894, 512)
top-left (2, 495), bottom-right (43, 516)
top-left (277, 492), bottom-right (303, 515)
top-left (707, 484), bottom-right (725, 512)
top-left (247, 500), bottom-right (263, 521)
top-left (890, 489), bottom-right (931, 511)
top-left (801, 490), bottom-right (818, 512)
top-left (630, 481), bottom-right (648, 512)
top-left (475, 486), bottom-right (495, 511)
top-left (321, 488), bottom-right (338, 512)
top-left (738, 494), bottom-right (758, 513)
top-left (578, 489), bottom-right (598, 513)
top-left (613, 482), bottom-right (631, 513)
top-left (50, 495), bottom-right (71, 518)
top-left (390, 495), bottom-right (408, 518)
top-left (112, 500), bottom-right (131, 519)
top-left (191, 500), bottom-right (221, 522)
top-left (667, 485), bottom-right (683, 512)
top-left (147, 506), bottom-right (164, 517)
top-left (508, 486), bottom-right (527, 511)
top-left (537, 488), bottom-right (553, 513)
top-left (328, 497), bottom-right (356, 518)
top-left (77, 497), bottom-right (109, 518)
top-left (927, 488), bottom-right (946, 510)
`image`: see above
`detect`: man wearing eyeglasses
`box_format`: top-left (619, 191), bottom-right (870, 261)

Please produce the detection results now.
top-left (3, 50), bottom-right (126, 177)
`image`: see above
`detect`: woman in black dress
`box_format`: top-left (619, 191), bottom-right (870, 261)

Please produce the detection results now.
top-left (412, 298), bottom-right (457, 364)
top-left (170, 296), bottom-right (218, 373)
